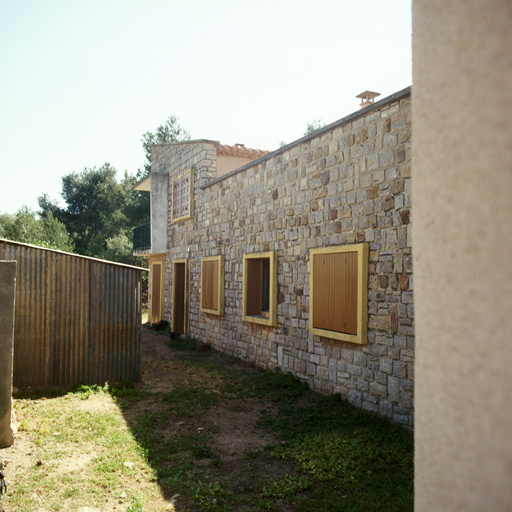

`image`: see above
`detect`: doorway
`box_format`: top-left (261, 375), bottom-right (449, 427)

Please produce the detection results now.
top-left (149, 259), bottom-right (165, 323)
top-left (172, 258), bottom-right (188, 335)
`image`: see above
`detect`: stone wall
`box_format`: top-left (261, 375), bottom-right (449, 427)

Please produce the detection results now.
top-left (153, 88), bottom-right (414, 427)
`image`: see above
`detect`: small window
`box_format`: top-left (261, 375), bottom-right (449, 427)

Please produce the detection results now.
top-left (200, 256), bottom-right (224, 316)
top-left (243, 251), bottom-right (277, 327)
top-left (171, 168), bottom-right (194, 223)
top-left (309, 244), bottom-right (368, 344)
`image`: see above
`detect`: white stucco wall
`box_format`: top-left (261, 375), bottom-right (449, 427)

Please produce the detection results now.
top-left (217, 155), bottom-right (256, 178)
top-left (413, 1), bottom-right (512, 510)
top-left (150, 172), bottom-right (169, 254)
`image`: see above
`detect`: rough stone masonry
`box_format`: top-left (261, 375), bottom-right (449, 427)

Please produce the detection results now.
top-left (151, 88), bottom-right (413, 428)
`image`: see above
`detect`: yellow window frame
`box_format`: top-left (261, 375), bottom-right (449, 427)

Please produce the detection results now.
top-left (309, 243), bottom-right (368, 344)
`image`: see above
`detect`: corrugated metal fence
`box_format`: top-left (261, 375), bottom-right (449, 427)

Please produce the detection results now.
top-left (0, 239), bottom-right (145, 387)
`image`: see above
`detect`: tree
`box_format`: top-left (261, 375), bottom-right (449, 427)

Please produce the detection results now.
top-left (140, 115), bottom-right (190, 176)
top-left (38, 165), bottom-right (151, 266)
top-left (121, 172), bottom-right (150, 232)
top-left (278, 119), bottom-right (328, 148)
top-left (303, 119), bottom-right (326, 136)
top-left (101, 232), bottom-right (139, 266)
top-left (0, 206), bottom-right (74, 252)
top-left (44, 164), bottom-right (132, 257)
top-left (37, 193), bottom-right (60, 219)
top-left (33, 115), bottom-right (190, 266)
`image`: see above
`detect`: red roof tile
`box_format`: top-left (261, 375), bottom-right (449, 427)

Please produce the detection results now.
top-left (218, 143), bottom-right (269, 160)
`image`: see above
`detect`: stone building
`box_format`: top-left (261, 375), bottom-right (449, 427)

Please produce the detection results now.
top-left (134, 87), bottom-right (414, 428)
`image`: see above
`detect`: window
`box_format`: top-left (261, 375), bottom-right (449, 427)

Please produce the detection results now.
top-left (200, 256), bottom-right (224, 315)
top-left (171, 168), bottom-right (194, 223)
top-left (309, 244), bottom-right (368, 344)
top-left (243, 251), bottom-right (277, 327)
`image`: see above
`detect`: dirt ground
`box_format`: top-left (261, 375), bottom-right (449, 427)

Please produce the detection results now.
top-left (0, 329), bottom-right (292, 511)
top-left (138, 328), bottom-right (282, 457)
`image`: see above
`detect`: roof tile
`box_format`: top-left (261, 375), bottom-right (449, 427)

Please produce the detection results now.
top-left (218, 143), bottom-right (269, 160)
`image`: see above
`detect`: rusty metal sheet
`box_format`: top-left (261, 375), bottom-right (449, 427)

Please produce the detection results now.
top-left (0, 239), bottom-right (143, 387)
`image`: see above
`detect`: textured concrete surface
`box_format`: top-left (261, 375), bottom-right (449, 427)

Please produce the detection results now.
top-left (0, 261), bottom-right (16, 448)
top-left (412, 0), bottom-right (512, 509)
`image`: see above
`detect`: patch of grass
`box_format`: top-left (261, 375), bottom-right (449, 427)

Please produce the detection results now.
top-left (5, 333), bottom-right (413, 512)
top-left (126, 496), bottom-right (145, 512)
top-left (279, 432), bottom-right (384, 484)
top-left (262, 393), bottom-right (414, 511)
top-left (192, 480), bottom-right (233, 512)
top-left (190, 443), bottom-right (216, 460)
top-left (242, 368), bottom-right (310, 403)
top-left (162, 385), bottom-right (218, 415)
top-left (6, 381), bottom-right (163, 511)
top-left (16, 387), bottom-right (68, 400)
top-left (67, 381), bottom-right (103, 399)
top-left (159, 338), bottom-right (413, 510)
top-left (168, 336), bottom-right (199, 351)
top-left (260, 474), bottom-right (312, 499)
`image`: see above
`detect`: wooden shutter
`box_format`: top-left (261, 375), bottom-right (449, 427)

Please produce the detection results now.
top-left (151, 263), bottom-right (162, 323)
top-left (313, 251), bottom-right (358, 335)
top-left (201, 260), bottom-right (219, 311)
top-left (211, 259), bottom-right (219, 310)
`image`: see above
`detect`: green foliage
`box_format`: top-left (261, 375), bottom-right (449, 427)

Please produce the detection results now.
top-left (192, 481), bottom-right (233, 512)
top-left (261, 475), bottom-right (312, 499)
top-left (126, 501), bottom-right (144, 512)
top-left (278, 119), bottom-right (327, 149)
top-left (17, 115), bottom-right (190, 269)
top-left (303, 119), bottom-right (326, 136)
top-left (190, 443), bottom-right (216, 460)
top-left (67, 381), bottom-right (103, 400)
top-left (168, 336), bottom-right (198, 351)
top-left (0, 206), bottom-right (74, 251)
top-left (102, 231), bottom-right (139, 265)
top-left (54, 164), bottom-right (133, 256)
top-left (37, 165), bottom-right (149, 269)
top-left (8, 331), bottom-right (413, 512)
top-left (263, 393), bottom-right (414, 511)
top-left (243, 368), bottom-right (309, 403)
top-left (140, 115), bottom-right (190, 176)
top-left (281, 432), bottom-right (382, 484)
top-left (161, 386), bottom-right (218, 416)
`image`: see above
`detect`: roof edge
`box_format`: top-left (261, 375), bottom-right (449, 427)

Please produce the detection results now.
top-left (0, 239), bottom-right (148, 271)
top-left (151, 138), bottom-right (220, 149)
top-left (133, 174), bottom-right (151, 191)
top-left (201, 86), bottom-right (411, 190)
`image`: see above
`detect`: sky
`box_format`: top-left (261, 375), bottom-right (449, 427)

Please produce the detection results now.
top-left (0, 0), bottom-right (412, 215)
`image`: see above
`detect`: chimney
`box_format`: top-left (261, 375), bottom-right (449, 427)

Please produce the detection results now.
top-left (356, 91), bottom-right (380, 108)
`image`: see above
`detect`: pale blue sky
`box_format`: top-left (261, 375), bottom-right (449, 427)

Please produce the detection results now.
top-left (0, 0), bottom-right (412, 215)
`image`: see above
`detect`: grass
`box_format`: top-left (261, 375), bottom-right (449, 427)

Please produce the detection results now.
top-left (1, 331), bottom-right (413, 511)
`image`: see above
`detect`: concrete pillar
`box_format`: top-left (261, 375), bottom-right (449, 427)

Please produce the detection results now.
top-left (412, 1), bottom-right (512, 510)
top-left (0, 261), bottom-right (16, 448)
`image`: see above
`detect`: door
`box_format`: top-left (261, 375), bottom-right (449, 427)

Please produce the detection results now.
top-left (172, 259), bottom-right (188, 335)
top-left (150, 261), bottom-right (165, 323)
